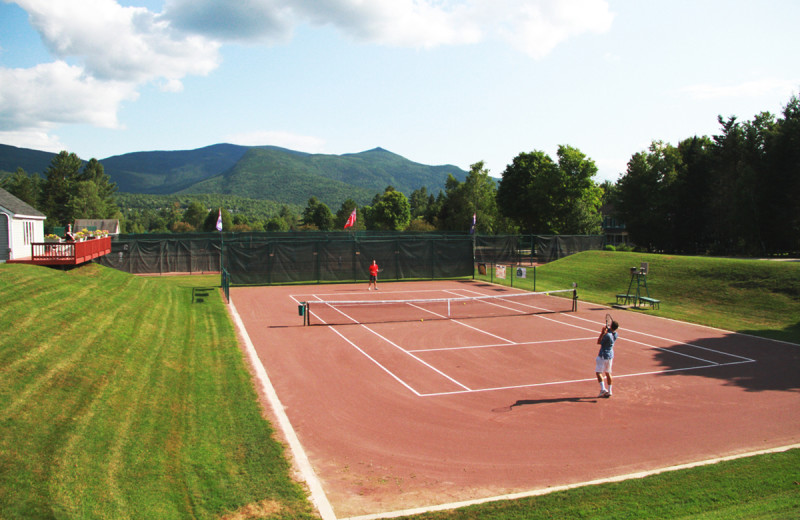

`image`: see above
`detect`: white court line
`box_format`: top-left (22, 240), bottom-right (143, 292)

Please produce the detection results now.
top-left (227, 300), bottom-right (337, 520)
top-left (326, 326), bottom-right (424, 396)
top-left (418, 359), bottom-right (757, 397)
top-left (303, 288), bottom-right (759, 398)
top-left (307, 293), bottom-right (472, 393)
top-left (360, 325), bottom-right (472, 392)
top-left (409, 336), bottom-right (597, 353)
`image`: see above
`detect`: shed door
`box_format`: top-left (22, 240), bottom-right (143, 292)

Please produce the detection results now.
top-left (0, 214), bottom-right (9, 261)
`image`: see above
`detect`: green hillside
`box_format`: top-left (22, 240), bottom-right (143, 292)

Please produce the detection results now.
top-left (0, 143), bottom-right (59, 176)
top-left (182, 146), bottom-right (375, 206)
top-left (183, 146), bottom-right (467, 207)
top-left (100, 143), bottom-right (249, 193)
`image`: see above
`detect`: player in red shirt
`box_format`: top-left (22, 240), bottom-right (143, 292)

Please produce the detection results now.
top-left (368, 260), bottom-right (379, 290)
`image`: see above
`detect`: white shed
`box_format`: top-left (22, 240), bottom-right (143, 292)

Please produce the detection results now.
top-left (0, 187), bottom-right (47, 262)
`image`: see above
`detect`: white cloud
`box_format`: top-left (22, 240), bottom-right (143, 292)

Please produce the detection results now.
top-left (1, 0), bottom-right (220, 141)
top-left (164, 0), bottom-right (295, 43)
top-left (291, 0), bottom-right (483, 48)
top-left (0, 61), bottom-right (138, 130)
top-left (680, 79), bottom-right (799, 100)
top-left (487, 0), bottom-right (614, 58)
top-left (17, 0), bottom-right (220, 83)
top-left (163, 0), bottom-right (612, 55)
top-left (225, 130), bottom-right (327, 153)
top-left (0, 129), bottom-right (67, 154)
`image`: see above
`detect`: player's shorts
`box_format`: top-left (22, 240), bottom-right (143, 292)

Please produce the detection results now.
top-left (595, 356), bottom-right (613, 373)
top-left (369, 274), bottom-right (377, 282)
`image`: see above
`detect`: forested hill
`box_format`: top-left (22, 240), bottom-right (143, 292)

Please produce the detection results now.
top-left (181, 146), bottom-right (467, 206)
top-left (101, 143), bottom-right (250, 194)
top-left (0, 143), bottom-right (468, 208)
top-left (0, 144), bottom-right (56, 176)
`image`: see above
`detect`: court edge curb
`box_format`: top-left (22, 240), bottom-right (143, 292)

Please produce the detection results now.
top-left (228, 300), bottom-right (338, 520)
top-left (341, 443), bottom-right (800, 520)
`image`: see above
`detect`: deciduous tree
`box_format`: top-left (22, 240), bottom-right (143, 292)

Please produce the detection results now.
top-left (367, 187), bottom-right (411, 231)
top-left (497, 146), bottom-right (602, 234)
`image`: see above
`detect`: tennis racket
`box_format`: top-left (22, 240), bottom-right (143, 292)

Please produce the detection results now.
top-left (598, 313), bottom-right (613, 344)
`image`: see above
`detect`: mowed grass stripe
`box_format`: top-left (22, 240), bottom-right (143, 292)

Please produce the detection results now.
top-left (0, 266), bottom-right (148, 517)
top-left (50, 277), bottom-right (181, 518)
top-left (0, 265), bottom-right (314, 519)
top-left (0, 277), bottom-right (137, 420)
top-left (0, 271), bottom-right (136, 394)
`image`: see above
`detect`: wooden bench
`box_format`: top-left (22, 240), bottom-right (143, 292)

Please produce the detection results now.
top-left (638, 296), bottom-right (660, 309)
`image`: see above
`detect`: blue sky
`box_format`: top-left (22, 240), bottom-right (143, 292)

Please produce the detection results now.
top-left (1, 0), bottom-right (798, 183)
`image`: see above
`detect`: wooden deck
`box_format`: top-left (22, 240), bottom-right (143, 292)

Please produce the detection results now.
top-left (8, 236), bottom-right (112, 266)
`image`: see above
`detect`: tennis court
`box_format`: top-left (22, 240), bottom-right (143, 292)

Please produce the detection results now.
top-left (231, 280), bottom-right (800, 519)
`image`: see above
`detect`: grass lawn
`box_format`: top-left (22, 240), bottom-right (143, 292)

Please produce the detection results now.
top-left (395, 448), bottom-right (800, 519)
top-left (1, 251), bottom-right (798, 519)
top-left (0, 263), bottom-right (315, 519)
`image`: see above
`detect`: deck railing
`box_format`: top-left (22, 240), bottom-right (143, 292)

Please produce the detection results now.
top-left (31, 236), bottom-right (112, 265)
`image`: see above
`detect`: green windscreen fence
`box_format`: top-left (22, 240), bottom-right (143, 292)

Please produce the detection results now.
top-left (96, 232), bottom-right (602, 285)
top-left (223, 235), bottom-right (473, 285)
top-left (97, 232), bottom-right (476, 285)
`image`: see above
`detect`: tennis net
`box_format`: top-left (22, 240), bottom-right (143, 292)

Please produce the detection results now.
top-left (302, 288), bottom-right (577, 325)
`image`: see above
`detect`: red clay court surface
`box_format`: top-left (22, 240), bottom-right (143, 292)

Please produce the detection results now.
top-left (230, 280), bottom-right (800, 519)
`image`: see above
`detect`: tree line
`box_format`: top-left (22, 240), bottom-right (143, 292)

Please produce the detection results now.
top-left (611, 92), bottom-right (799, 255)
top-left (2, 90), bottom-right (797, 255)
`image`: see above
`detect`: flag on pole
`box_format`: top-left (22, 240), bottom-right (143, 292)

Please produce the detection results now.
top-left (216, 209), bottom-right (223, 231)
top-left (469, 213), bottom-right (476, 234)
top-left (344, 208), bottom-right (357, 229)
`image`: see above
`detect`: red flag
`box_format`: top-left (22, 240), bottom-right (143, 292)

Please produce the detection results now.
top-left (344, 208), bottom-right (357, 229)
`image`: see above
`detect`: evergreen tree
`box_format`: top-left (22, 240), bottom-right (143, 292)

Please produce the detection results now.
top-left (1, 168), bottom-right (40, 208)
top-left (79, 158), bottom-right (118, 217)
top-left (39, 151), bottom-right (82, 226)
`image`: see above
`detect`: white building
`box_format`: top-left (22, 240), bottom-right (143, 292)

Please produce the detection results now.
top-left (0, 187), bottom-right (47, 262)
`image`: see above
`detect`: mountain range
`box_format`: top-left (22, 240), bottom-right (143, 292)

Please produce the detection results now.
top-left (0, 143), bottom-right (468, 208)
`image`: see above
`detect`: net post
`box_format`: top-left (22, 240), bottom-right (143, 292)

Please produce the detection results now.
top-left (299, 301), bottom-right (309, 325)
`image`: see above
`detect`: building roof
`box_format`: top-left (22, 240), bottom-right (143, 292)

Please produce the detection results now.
top-left (0, 187), bottom-right (46, 218)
